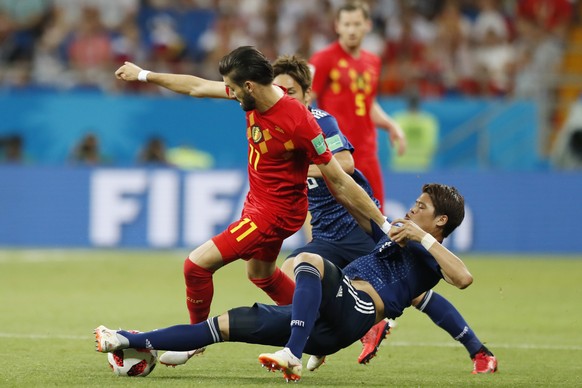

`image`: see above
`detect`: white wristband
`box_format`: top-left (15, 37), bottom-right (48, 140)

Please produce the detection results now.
top-left (421, 233), bottom-right (437, 250)
top-left (137, 70), bottom-right (151, 82)
top-left (380, 219), bottom-right (391, 234)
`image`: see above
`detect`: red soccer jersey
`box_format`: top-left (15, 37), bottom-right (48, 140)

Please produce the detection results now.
top-left (310, 41), bottom-right (381, 155)
top-left (243, 94), bottom-right (332, 233)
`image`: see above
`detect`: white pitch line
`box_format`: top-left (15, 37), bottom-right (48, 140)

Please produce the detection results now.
top-left (1, 332), bottom-right (581, 351)
top-left (386, 340), bottom-right (582, 351)
top-left (0, 332), bottom-right (87, 340)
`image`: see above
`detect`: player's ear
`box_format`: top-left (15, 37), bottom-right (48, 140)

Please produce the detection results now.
top-left (435, 214), bottom-right (448, 228)
top-left (244, 81), bottom-right (253, 93)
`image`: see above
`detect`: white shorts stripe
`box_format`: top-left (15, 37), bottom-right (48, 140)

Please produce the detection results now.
top-left (343, 277), bottom-right (375, 315)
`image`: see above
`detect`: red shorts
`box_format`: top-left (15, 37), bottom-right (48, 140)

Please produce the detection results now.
top-left (212, 213), bottom-right (300, 264)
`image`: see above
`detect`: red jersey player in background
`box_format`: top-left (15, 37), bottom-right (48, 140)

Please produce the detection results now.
top-left (310, 1), bottom-right (407, 211)
top-left (114, 46), bottom-right (390, 366)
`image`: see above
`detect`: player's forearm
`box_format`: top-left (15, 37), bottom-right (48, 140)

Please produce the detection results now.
top-left (146, 73), bottom-right (226, 98)
top-left (426, 241), bottom-right (473, 289)
top-left (308, 152), bottom-right (353, 178)
top-left (371, 100), bottom-right (397, 131)
top-left (329, 175), bottom-right (384, 234)
top-left (115, 62), bottom-right (226, 98)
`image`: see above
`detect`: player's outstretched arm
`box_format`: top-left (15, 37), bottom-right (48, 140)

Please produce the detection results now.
top-left (389, 218), bottom-right (473, 289)
top-left (307, 150), bottom-right (354, 178)
top-left (114, 61), bottom-right (227, 99)
top-left (317, 157), bottom-right (385, 234)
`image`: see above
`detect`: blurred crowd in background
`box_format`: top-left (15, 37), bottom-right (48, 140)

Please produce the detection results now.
top-left (0, 0), bottom-right (577, 97)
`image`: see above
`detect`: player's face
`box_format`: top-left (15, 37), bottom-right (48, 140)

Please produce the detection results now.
top-left (273, 73), bottom-right (311, 106)
top-left (405, 193), bottom-right (442, 234)
top-left (224, 77), bottom-right (257, 111)
top-left (335, 9), bottom-right (371, 50)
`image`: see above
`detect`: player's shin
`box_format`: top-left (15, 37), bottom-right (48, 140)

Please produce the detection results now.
top-left (285, 262), bottom-right (322, 359)
top-left (119, 317), bottom-right (223, 351)
top-left (250, 267), bottom-right (295, 305)
top-left (184, 258), bottom-right (215, 324)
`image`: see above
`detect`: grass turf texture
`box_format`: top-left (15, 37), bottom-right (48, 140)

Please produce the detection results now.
top-left (0, 250), bottom-right (581, 387)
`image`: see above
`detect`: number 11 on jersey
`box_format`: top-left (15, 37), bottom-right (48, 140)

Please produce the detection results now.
top-left (230, 217), bottom-right (258, 242)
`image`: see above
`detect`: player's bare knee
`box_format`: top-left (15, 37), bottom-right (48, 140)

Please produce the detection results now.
top-left (281, 258), bottom-right (295, 281)
top-left (411, 292), bottom-right (425, 307)
top-left (188, 240), bottom-right (225, 271)
top-left (246, 259), bottom-right (276, 280)
top-left (217, 313), bottom-right (230, 341)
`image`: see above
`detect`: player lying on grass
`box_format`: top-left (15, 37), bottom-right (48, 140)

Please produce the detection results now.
top-left (95, 183), bottom-right (497, 381)
top-left (273, 55), bottom-right (497, 373)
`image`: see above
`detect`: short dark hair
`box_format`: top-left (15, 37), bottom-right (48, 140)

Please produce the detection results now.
top-left (422, 183), bottom-right (465, 238)
top-left (272, 55), bottom-right (312, 94)
top-left (218, 46), bottom-right (274, 86)
top-left (336, 1), bottom-right (370, 20)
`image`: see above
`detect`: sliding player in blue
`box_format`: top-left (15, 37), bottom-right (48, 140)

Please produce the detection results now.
top-left (95, 183), bottom-right (497, 382)
top-left (272, 55), bottom-right (497, 373)
top-left (271, 55), bottom-right (389, 365)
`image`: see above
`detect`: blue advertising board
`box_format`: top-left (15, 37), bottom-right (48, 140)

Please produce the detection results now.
top-left (0, 166), bottom-right (579, 253)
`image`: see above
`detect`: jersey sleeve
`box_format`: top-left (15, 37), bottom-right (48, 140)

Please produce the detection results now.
top-left (317, 114), bottom-right (354, 155)
top-left (294, 113), bottom-right (332, 165)
top-left (407, 241), bottom-right (444, 278)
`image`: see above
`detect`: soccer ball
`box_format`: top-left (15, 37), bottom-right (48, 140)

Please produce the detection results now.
top-left (107, 348), bottom-right (158, 377)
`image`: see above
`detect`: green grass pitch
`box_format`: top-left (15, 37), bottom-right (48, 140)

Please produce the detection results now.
top-left (0, 249), bottom-right (581, 387)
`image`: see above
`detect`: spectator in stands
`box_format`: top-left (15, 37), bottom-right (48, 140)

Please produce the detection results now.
top-left (516, 0), bottom-right (573, 41)
top-left (0, 0), bottom-right (51, 87)
top-left (70, 132), bottom-right (103, 165)
top-left (139, 0), bottom-right (185, 67)
top-left (431, 0), bottom-right (476, 95)
top-left (66, 6), bottom-right (114, 90)
top-left (513, 0), bottom-right (573, 99)
top-left (166, 143), bottom-right (214, 170)
top-left (29, 6), bottom-right (70, 89)
top-left (472, 0), bottom-right (516, 95)
top-left (0, 134), bottom-right (26, 164)
top-left (390, 93), bottom-right (439, 172)
top-left (550, 101), bottom-right (582, 170)
top-left (53, 0), bottom-right (137, 31)
top-left (0, 0), bottom-right (573, 106)
top-left (381, 2), bottom-right (434, 95)
top-left (138, 136), bottom-right (167, 165)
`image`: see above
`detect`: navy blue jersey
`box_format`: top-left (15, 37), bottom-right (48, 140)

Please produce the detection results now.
top-left (343, 235), bottom-right (444, 319)
top-left (308, 106), bottom-right (379, 241)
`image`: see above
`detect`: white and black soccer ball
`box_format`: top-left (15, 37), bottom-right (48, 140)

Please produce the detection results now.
top-left (107, 348), bottom-right (158, 377)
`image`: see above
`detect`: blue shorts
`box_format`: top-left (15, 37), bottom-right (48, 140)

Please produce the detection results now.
top-left (228, 260), bottom-right (377, 355)
top-left (286, 226), bottom-right (376, 268)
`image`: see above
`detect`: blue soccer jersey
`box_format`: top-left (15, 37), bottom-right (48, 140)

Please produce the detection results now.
top-left (308, 107), bottom-right (379, 241)
top-left (343, 235), bottom-right (444, 319)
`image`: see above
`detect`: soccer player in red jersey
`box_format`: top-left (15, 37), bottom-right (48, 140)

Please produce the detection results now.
top-left (309, 1), bottom-right (407, 211)
top-left (114, 46), bottom-right (389, 366)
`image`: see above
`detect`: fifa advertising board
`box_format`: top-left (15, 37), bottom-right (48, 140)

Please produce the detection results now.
top-left (0, 166), bottom-right (580, 253)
